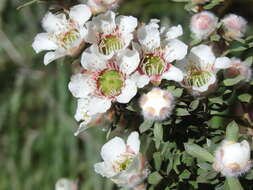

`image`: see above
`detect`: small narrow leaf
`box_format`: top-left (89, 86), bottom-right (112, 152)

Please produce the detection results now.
top-left (226, 177), bottom-right (244, 190)
top-left (226, 121), bottom-right (239, 142)
top-left (238, 93), bottom-right (252, 103)
top-left (223, 75), bottom-right (245, 86)
top-left (148, 172), bottom-right (163, 185)
top-left (140, 120), bottom-right (154, 133)
top-left (184, 143), bottom-right (214, 163)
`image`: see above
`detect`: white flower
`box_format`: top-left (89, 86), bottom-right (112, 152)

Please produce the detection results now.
top-left (86, 0), bottom-right (120, 14)
top-left (32, 4), bottom-right (92, 65)
top-left (133, 19), bottom-right (187, 87)
top-left (224, 58), bottom-right (252, 82)
top-left (190, 11), bottom-right (218, 39)
top-left (178, 44), bottom-right (231, 94)
top-left (68, 47), bottom-right (139, 131)
top-left (85, 11), bottom-right (137, 57)
top-left (221, 14), bottom-right (247, 40)
top-left (213, 140), bottom-right (252, 177)
top-left (94, 132), bottom-right (150, 188)
top-left (139, 88), bottom-right (174, 121)
top-left (55, 178), bottom-right (77, 190)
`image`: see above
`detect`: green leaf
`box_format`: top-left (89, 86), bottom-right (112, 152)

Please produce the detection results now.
top-left (210, 34), bottom-right (221, 42)
top-left (179, 169), bottom-right (191, 179)
top-left (184, 143), bottom-right (214, 163)
top-left (176, 108), bottom-right (190, 116)
top-left (167, 86), bottom-right (183, 98)
top-left (238, 93), bottom-right (252, 103)
top-left (223, 75), bottom-right (245, 86)
top-left (153, 152), bottom-right (162, 171)
top-left (225, 121), bottom-right (239, 142)
top-left (243, 56), bottom-right (253, 66)
top-left (148, 172), bottom-right (163, 185)
top-left (189, 99), bottom-right (199, 111)
top-left (139, 120), bottom-right (154, 133)
top-left (226, 177), bottom-right (244, 190)
top-left (154, 122), bottom-right (163, 149)
top-left (209, 97), bottom-right (223, 105)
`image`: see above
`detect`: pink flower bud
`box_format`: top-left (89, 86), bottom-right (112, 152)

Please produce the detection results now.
top-left (190, 11), bottom-right (218, 39)
top-left (221, 14), bottom-right (247, 39)
top-left (224, 58), bottom-right (252, 82)
top-left (87, 0), bottom-right (120, 14)
top-left (139, 88), bottom-right (174, 121)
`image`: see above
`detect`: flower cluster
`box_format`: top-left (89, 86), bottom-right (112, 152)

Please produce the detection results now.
top-left (32, 2), bottom-right (252, 189)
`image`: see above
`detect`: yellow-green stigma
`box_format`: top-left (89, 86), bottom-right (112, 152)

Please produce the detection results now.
top-left (98, 70), bottom-right (124, 97)
top-left (185, 69), bottom-right (213, 88)
top-left (59, 29), bottom-right (80, 49)
top-left (142, 55), bottom-right (166, 76)
top-left (116, 156), bottom-right (133, 172)
top-left (99, 36), bottom-right (123, 55)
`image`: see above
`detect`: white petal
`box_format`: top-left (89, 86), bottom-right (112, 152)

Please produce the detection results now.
top-left (69, 4), bottom-right (92, 26)
top-left (42, 12), bottom-right (66, 33)
top-left (164, 39), bottom-right (188, 62)
top-left (117, 49), bottom-right (140, 75)
top-left (84, 21), bottom-right (97, 44)
top-left (126, 132), bottom-right (140, 154)
top-left (32, 33), bottom-right (58, 53)
top-left (87, 96), bottom-right (111, 115)
top-left (68, 73), bottom-right (93, 98)
top-left (189, 44), bottom-right (215, 69)
top-left (131, 72), bottom-right (150, 88)
top-left (91, 11), bottom-right (116, 34)
top-left (162, 65), bottom-right (183, 82)
top-left (214, 57), bottom-right (231, 70)
top-left (94, 162), bottom-right (116, 178)
top-left (81, 47), bottom-right (107, 71)
top-left (43, 51), bottom-right (65, 65)
top-left (116, 15), bottom-right (138, 34)
top-left (163, 25), bottom-right (183, 40)
top-left (74, 98), bottom-right (91, 122)
top-left (101, 137), bottom-right (126, 162)
top-left (137, 21), bottom-right (160, 51)
top-left (116, 79), bottom-right (137, 103)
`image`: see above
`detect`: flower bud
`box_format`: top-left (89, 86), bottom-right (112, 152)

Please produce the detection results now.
top-left (87, 0), bottom-right (120, 14)
top-left (55, 179), bottom-right (77, 190)
top-left (190, 11), bottom-right (218, 39)
top-left (213, 140), bottom-right (252, 177)
top-left (221, 14), bottom-right (247, 40)
top-left (139, 88), bottom-right (174, 121)
top-left (224, 58), bottom-right (252, 82)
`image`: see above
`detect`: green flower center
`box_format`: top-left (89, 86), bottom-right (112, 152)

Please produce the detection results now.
top-left (115, 155), bottom-right (134, 172)
top-left (99, 36), bottom-right (123, 55)
top-left (98, 70), bottom-right (124, 97)
top-left (185, 69), bottom-right (213, 88)
top-left (141, 55), bottom-right (166, 76)
top-left (58, 29), bottom-right (80, 49)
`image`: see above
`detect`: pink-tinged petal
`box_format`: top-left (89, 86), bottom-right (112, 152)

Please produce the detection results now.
top-left (126, 132), bottom-right (140, 154)
top-left (214, 57), bottom-right (231, 70)
top-left (94, 162), bottom-right (117, 178)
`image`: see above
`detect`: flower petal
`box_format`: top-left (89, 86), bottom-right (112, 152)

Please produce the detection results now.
top-left (101, 137), bottom-right (126, 162)
top-left (162, 25), bottom-right (183, 40)
top-left (214, 57), bottom-right (231, 70)
top-left (32, 33), bottom-right (58, 53)
top-left (116, 79), bottom-right (137, 103)
top-left (164, 39), bottom-right (188, 62)
top-left (68, 73), bottom-right (93, 98)
top-left (81, 46), bottom-right (107, 71)
top-left (43, 51), bottom-right (65, 65)
top-left (131, 72), bottom-right (150, 88)
top-left (116, 15), bottom-right (138, 34)
top-left (42, 12), bottom-right (66, 33)
top-left (189, 44), bottom-right (215, 69)
top-left (126, 132), bottom-right (140, 154)
top-left (87, 96), bottom-right (111, 115)
top-left (91, 11), bottom-right (116, 34)
top-left (162, 65), bottom-right (183, 82)
top-left (94, 162), bottom-right (117, 178)
top-left (74, 98), bottom-right (91, 122)
top-left (69, 4), bottom-right (92, 26)
top-left (117, 49), bottom-right (140, 75)
top-left (137, 20), bottom-right (160, 51)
